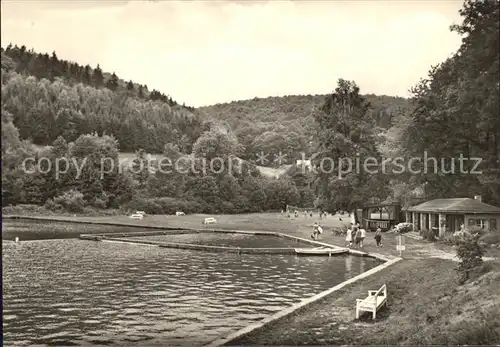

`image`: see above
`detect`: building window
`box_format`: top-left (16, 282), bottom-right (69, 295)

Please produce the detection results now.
top-left (490, 219), bottom-right (497, 231)
top-left (468, 219), bottom-right (475, 226)
top-left (476, 219), bottom-right (487, 229)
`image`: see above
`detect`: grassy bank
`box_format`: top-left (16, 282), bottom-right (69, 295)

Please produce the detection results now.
top-left (228, 258), bottom-right (500, 346)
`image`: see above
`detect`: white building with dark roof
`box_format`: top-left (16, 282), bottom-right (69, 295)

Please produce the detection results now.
top-left (405, 196), bottom-right (500, 237)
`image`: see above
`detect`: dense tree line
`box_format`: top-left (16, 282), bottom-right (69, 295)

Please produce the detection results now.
top-left (1, 44), bottom-right (194, 110)
top-left (394, 0), bottom-right (500, 206)
top-left (198, 94), bottom-right (411, 165)
top-left (2, 108), bottom-right (313, 213)
top-left (1, 69), bottom-right (202, 153)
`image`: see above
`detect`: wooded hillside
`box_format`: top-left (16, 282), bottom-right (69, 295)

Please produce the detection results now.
top-left (198, 93), bottom-right (411, 164)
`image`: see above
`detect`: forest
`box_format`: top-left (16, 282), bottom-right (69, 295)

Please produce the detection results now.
top-left (2, 0), bottom-right (499, 215)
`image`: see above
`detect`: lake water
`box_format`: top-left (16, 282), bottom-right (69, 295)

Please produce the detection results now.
top-left (2, 220), bottom-right (379, 346)
top-left (125, 233), bottom-right (315, 248)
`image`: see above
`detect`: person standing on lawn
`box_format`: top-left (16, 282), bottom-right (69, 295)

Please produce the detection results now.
top-left (359, 227), bottom-right (366, 248)
top-left (316, 223), bottom-right (323, 240)
top-left (345, 226), bottom-right (353, 247)
top-left (375, 227), bottom-right (383, 247)
top-left (311, 222), bottom-right (323, 240)
top-left (354, 227), bottom-right (362, 247)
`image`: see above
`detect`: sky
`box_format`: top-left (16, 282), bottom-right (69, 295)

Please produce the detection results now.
top-left (1, 0), bottom-right (464, 107)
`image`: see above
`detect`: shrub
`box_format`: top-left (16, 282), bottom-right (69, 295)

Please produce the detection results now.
top-left (44, 199), bottom-right (62, 212)
top-left (125, 198), bottom-right (163, 214)
top-left (91, 197), bottom-right (109, 209)
top-left (53, 190), bottom-right (85, 213)
top-left (453, 229), bottom-right (484, 284)
top-left (220, 201), bottom-right (236, 214)
top-left (152, 197), bottom-right (203, 215)
top-left (394, 222), bottom-right (413, 234)
top-left (422, 229), bottom-right (436, 242)
top-left (479, 231), bottom-right (500, 246)
top-left (233, 196), bottom-right (251, 213)
top-left (440, 232), bottom-right (456, 245)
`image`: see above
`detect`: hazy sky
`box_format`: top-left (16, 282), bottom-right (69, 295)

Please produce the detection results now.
top-left (1, 0), bottom-right (464, 107)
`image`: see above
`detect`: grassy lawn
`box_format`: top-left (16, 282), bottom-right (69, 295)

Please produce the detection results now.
top-left (228, 258), bottom-right (500, 346)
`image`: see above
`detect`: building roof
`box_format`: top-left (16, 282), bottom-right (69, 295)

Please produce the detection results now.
top-left (408, 198), bottom-right (500, 214)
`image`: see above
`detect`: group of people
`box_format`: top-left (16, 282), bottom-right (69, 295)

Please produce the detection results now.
top-left (345, 223), bottom-right (383, 248)
top-left (281, 210), bottom-right (328, 219)
top-left (307, 220), bottom-right (384, 247)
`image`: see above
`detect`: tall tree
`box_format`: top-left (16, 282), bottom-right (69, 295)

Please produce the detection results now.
top-left (313, 79), bottom-right (389, 218)
top-left (403, 0), bottom-right (500, 204)
top-left (106, 72), bottom-right (119, 91)
top-left (92, 64), bottom-right (104, 87)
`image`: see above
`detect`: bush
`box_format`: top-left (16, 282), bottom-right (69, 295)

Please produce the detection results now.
top-left (233, 196), bottom-right (251, 213)
top-left (91, 196), bottom-right (109, 209)
top-left (453, 229), bottom-right (484, 284)
top-left (44, 199), bottom-right (62, 212)
top-left (53, 190), bottom-right (85, 213)
top-left (220, 201), bottom-right (236, 214)
top-left (422, 229), bottom-right (436, 242)
top-left (3, 204), bottom-right (52, 215)
top-left (394, 222), bottom-right (413, 234)
top-left (125, 198), bottom-right (163, 214)
top-left (479, 231), bottom-right (500, 246)
top-left (440, 232), bottom-right (456, 245)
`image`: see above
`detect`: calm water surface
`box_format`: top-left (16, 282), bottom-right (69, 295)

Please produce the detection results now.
top-left (128, 233), bottom-right (314, 248)
top-left (3, 222), bottom-right (379, 347)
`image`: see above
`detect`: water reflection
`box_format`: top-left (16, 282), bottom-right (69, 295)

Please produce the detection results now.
top-left (130, 233), bottom-right (312, 248)
top-left (3, 238), bottom-right (378, 346)
top-left (345, 254), bottom-right (352, 275)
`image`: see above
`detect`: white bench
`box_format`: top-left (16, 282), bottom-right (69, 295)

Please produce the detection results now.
top-left (203, 217), bottom-right (217, 225)
top-left (176, 211), bottom-right (185, 216)
top-left (356, 284), bottom-right (387, 319)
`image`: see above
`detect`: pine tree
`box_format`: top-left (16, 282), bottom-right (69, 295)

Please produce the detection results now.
top-left (106, 72), bottom-right (119, 91)
top-left (50, 51), bottom-right (60, 77)
top-left (126, 80), bottom-right (134, 91)
top-left (82, 65), bottom-right (91, 84)
top-left (92, 64), bottom-right (104, 87)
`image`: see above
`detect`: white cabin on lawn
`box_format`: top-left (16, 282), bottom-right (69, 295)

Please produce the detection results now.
top-left (405, 196), bottom-right (500, 237)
